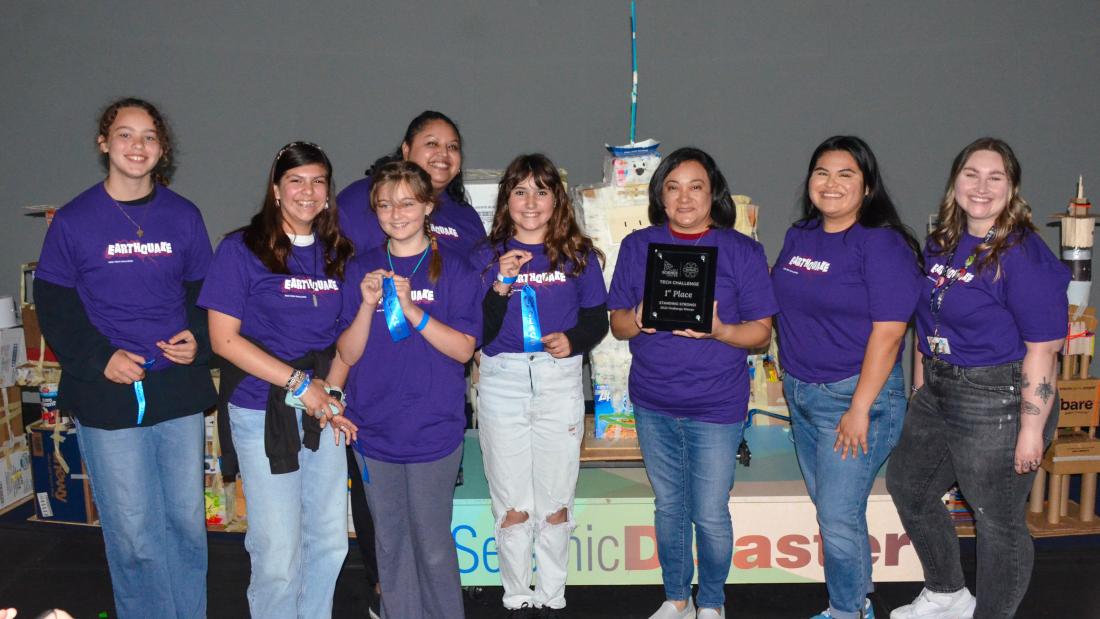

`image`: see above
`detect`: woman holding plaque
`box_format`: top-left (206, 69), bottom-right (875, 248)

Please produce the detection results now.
top-left (608, 147), bottom-right (778, 619)
top-left (772, 136), bottom-right (922, 619)
top-left (337, 161), bottom-right (482, 619)
top-left (475, 153), bottom-right (609, 616)
top-left (886, 138), bottom-right (1068, 619)
top-left (35, 97), bottom-right (216, 619)
top-left (199, 141), bottom-right (357, 619)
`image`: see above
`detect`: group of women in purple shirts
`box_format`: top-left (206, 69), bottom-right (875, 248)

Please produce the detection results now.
top-left (36, 96), bottom-right (1068, 619)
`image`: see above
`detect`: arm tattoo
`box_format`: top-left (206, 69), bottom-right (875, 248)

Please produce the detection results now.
top-left (1021, 373), bottom-right (1031, 391)
top-left (1036, 377), bottom-right (1055, 405)
top-left (1022, 400), bottom-right (1042, 416)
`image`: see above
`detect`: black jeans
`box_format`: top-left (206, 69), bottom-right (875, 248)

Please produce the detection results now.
top-left (886, 357), bottom-right (1056, 619)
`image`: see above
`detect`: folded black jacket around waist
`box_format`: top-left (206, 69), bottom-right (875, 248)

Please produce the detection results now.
top-left (215, 338), bottom-right (335, 480)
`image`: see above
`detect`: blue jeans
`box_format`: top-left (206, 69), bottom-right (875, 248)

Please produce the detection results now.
top-left (75, 413), bottom-right (207, 619)
top-left (634, 406), bottom-right (744, 609)
top-left (784, 364), bottom-right (906, 619)
top-left (229, 404), bottom-right (349, 619)
top-left (886, 358), bottom-right (1056, 619)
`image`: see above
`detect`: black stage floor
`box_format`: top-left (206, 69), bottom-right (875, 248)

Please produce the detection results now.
top-left (2, 500), bottom-right (1099, 618)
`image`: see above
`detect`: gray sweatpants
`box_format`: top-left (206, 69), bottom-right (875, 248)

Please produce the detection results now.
top-left (355, 444), bottom-right (465, 619)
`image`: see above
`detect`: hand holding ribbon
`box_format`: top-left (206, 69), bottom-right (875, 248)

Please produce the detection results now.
top-left (104, 349), bottom-right (147, 384)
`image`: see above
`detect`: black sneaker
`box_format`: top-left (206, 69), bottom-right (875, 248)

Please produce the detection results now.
top-left (505, 603), bottom-right (536, 618)
top-left (366, 588), bottom-right (381, 619)
top-left (539, 607), bottom-right (565, 618)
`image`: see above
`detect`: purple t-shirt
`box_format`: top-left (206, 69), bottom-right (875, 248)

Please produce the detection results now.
top-left (915, 231), bottom-right (1069, 367)
top-left (36, 183), bottom-right (212, 372)
top-left (772, 222), bottom-right (922, 383)
top-left (198, 232), bottom-right (343, 408)
top-left (474, 240), bottom-right (608, 357)
top-left (607, 225), bottom-right (778, 424)
top-left (336, 176), bottom-right (487, 257)
top-left (340, 247), bottom-right (482, 463)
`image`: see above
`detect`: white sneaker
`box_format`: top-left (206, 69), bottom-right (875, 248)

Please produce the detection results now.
top-left (697, 607), bottom-right (725, 618)
top-left (647, 598), bottom-right (696, 619)
top-left (890, 587), bottom-right (976, 618)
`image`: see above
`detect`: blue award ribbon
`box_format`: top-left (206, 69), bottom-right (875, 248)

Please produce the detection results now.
top-left (520, 285), bottom-right (543, 352)
top-left (382, 277), bottom-right (411, 342)
top-left (134, 358), bottom-right (156, 425)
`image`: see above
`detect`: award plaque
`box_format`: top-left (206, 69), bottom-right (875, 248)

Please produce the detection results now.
top-left (641, 243), bottom-right (718, 332)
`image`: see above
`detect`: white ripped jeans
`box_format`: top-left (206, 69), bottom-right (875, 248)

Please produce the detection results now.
top-left (477, 351), bottom-right (584, 610)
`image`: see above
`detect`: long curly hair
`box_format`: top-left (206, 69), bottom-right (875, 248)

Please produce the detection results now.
top-left (96, 97), bottom-right (176, 186)
top-left (928, 137), bottom-right (1036, 278)
top-left (241, 141), bottom-right (354, 279)
top-left (370, 161), bottom-right (443, 284)
top-left (486, 153), bottom-right (603, 276)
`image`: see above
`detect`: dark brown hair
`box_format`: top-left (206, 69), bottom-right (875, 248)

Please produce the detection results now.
top-left (487, 153), bottom-right (603, 275)
top-left (241, 142), bottom-right (353, 279)
top-left (928, 137), bottom-right (1035, 278)
top-left (96, 97), bottom-right (175, 185)
top-left (368, 110), bottom-right (467, 203)
top-left (370, 161), bottom-right (442, 283)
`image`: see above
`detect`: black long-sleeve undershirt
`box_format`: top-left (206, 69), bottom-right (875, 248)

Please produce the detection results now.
top-left (34, 277), bottom-right (216, 429)
top-left (481, 287), bottom-right (609, 356)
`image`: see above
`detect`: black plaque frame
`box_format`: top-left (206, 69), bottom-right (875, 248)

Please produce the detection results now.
top-left (641, 242), bottom-right (718, 332)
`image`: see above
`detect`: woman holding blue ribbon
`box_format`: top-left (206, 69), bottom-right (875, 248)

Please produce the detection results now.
top-left (36, 97), bottom-right (216, 619)
top-left (886, 139), bottom-right (1068, 619)
top-left (337, 160), bottom-right (482, 619)
top-left (199, 141), bottom-right (357, 619)
top-left (475, 154), bottom-right (609, 617)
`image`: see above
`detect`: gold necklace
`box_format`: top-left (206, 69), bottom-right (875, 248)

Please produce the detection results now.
top-left (112, 196), bottom-right (153, 238)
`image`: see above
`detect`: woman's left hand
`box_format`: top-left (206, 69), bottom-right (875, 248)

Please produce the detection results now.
top-left (1014, 426), bottom-right (1045, 474)
top-left (157, 329), bottom-right (198, 365)
top-left (672, 301), bottom-right (724, 340)
top-left (393, 275), bottom-right (425, 325)
top-left (541, 332), bottom-right (572, 358)
top-left (329, 415), bottom-right (358, 446)
top-left (834, 408), bottom-right (870, 459)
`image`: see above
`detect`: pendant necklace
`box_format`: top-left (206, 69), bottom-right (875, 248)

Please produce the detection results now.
top-left (289, 236), bottom-right (321, 307)
top-left (110, 188), bottom-right (155, 238)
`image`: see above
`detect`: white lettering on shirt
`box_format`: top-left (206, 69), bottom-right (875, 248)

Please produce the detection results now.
top-left (281, 277), bottom-right (341, 293)
top-left (105, 241), bottom-right (174, 258)
top-left (785, 255), bottom-right (831, 273)
top-left (929, 263), bottom-right (975, 283)
top-left (430, 224), bottom-right (459, 238)
top-left (515, 270), bottom-right (568, 285)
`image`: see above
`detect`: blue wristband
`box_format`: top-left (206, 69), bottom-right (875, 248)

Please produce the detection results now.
top-left (414, 312), bottom-right (431, 332)
top-left (497, 273), bottom-right (518, 285)
top-left (293, 376), bottom-right (311, 398)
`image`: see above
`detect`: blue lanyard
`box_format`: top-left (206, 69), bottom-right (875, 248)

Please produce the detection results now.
top-left (928, 228), bottom-right (995, 335)
top-left (382, 239), bottom-right (430, 342)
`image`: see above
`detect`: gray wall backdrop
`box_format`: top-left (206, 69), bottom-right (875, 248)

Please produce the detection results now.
top-left (4, 1), bottom-right (1099, 308)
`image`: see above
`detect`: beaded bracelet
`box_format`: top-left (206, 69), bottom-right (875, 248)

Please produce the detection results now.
top-left (285, 369), bottom-right (306, 392)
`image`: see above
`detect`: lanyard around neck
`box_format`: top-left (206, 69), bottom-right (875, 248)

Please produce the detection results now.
top-left (928, 227), bottom-right (996, 334)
